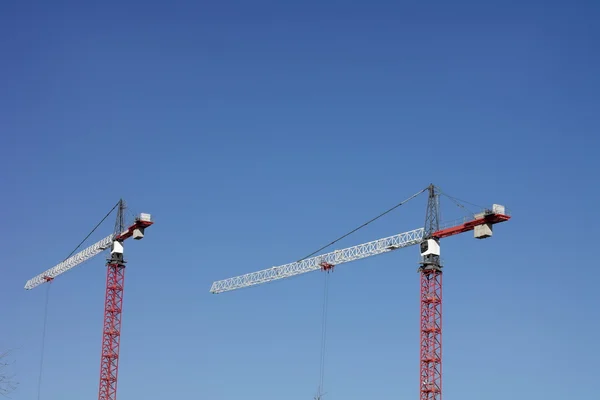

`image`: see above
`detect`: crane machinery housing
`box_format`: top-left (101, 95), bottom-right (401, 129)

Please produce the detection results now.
top-left (209, 184), bottom-right (511, 400)
top-left (24, 200), bottom-right (154, 400)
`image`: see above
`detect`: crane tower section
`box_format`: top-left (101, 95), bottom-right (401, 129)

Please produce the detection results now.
top-left (419, 185), bottom-right (443, 400)
top-left (98, 208), bottom-right (153, 400)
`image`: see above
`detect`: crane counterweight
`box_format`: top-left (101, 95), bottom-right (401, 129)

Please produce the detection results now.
top-left (433, 205), bottom-right (510, 239)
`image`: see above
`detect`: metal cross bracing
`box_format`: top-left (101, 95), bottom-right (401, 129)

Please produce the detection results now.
top-left (419, 269), bottom-right (442, 400)
top-left (419, 184), bottom-right (443, 400)
top-left (24, 234), bottom-right (114, 290)
top-left (209, 184), bottom-right (511, 400)
top-left (99, 262), bottom-right (125, 400)
top-left (24, 200), bottom-right (154, 400)
top-left (210, 228), bottom-right (425, 294)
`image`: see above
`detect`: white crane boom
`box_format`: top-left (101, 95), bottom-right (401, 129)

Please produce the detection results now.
top-left (24, 234), bottom-right (114, 290)
top-left (210, 227), bottom-right (425, 294)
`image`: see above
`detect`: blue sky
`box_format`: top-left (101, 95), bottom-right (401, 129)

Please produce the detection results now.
top-left (1, 0), bottom-right (599, 399)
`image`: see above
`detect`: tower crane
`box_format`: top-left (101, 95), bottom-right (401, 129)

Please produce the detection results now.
top-left (209, 184), bottom-right (511, 400)
top-left (24, 200), bottom-right (154, 400)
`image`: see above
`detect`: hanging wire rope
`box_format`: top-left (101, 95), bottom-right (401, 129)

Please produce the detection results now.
top-left (35, 200), bottom-right (120, 400)
top-left (125, 207), bottom-right (138, 228)
top-left (436, 187), bottom-right (486, 215)
top-left (441, 193), bottom-right (475, 216)
top-left (300, 187), bottom-right (428, 400)
top-left (315, 271), bottom-right (331, 400)
top-left (36, 283), bottom-right (51, 400)
top-left (66, 200), bottom-right (121, 258)
top-left (297, 187), bottom-right (427, 263)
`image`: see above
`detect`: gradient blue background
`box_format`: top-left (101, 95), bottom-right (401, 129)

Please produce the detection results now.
top-left (2, 0), bottom-right (598, 399)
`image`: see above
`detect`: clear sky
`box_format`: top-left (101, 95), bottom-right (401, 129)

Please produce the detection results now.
top-left (1, 0), bottom-right (599, 399)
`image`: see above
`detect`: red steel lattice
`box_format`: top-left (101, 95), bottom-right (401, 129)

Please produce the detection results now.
top-left (420, 269), bottom-right (442, 400)
top-left (98, 262), bottom-right (126, 400)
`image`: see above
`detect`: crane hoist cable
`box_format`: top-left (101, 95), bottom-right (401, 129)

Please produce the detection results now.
top-left (36, 283), bottom-right (51, 400)
top-left (36, 201), bottom-right (120, 400)
top-left (316, 270), bottom-right (331, 399)
top-left (299, 187), bottom-right (428, 399)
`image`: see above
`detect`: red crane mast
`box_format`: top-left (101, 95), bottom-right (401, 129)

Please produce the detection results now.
top-left (98, 203), bottom-right (154, 400)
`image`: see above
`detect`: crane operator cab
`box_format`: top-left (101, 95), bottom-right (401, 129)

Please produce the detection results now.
top-left (110, 240), bottom-right (125, 263)
top-left (420, 238), bottom-right (440, 257)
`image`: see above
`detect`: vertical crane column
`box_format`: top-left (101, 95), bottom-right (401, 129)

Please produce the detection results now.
top-left (99, 201), bottom-right (126, 400)
top-left (418, 185), bottom-right (442, 400)
top-left (419, 265), bottom-right (442, 399)
top-left (98, 245), bottom-right (126, 400)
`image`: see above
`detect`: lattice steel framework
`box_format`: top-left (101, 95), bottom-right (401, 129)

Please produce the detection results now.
top-left (99, 200), bottom-right (126, 400)
top-left (419, 268), bottom-right (442, 400)
top-left (98, 261), bottom-right (126, 400)
top-left (419, 184), bottom-right (443, 400)
top-left (210, 228), bottom-right (425, 294)
top-left (24, 234), bottom-right (114, 290)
